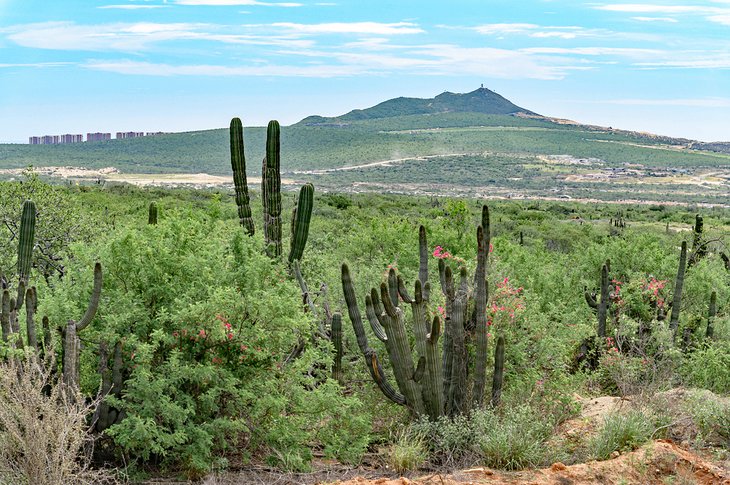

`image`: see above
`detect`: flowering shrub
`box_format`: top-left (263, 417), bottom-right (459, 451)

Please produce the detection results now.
top-left (488, 277), bottom-right (525, 328)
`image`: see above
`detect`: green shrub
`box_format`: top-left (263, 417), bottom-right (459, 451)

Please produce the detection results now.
top-left (589, 411), bottom-right (654, 460)
top-left (381, 428), bottom-right (428, 474)
top-left (681, 341), bottom-right (730, 394)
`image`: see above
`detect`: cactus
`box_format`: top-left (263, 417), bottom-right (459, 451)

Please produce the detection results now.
top-left (262, 120), bottom-right (282, 258)
top-left (148, 202), bottom-right (158, 225)
top-left (230, 118), bottom-right (255, 236)
top-left (491, 335), bottom-right (505, 407)
top-left (17, 200), bottom-right (35, 285)
top-left (331, 312), bottom-right (344, 385)
top-left (341, 207), bottom-right (499, 419)
top-left (288, 183), bottom-right (314, 264)
top-left (706, 291), bottom-right (717, 339)
top-left (688, 214), bottom-right (706, 268)
top-left (62, 262), bottom-right (103, 392)
top-left (669, 241), bottom-right (687, 340)
top-left (584, 261), bottom-right (611, 338)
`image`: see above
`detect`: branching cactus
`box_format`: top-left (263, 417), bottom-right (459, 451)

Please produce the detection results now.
top-left (688, 214), bottom-right (706, 268)
top-left (148, 202), bottom-right (158, 225)
top-left (341, 206), bottom-right (498, 419)
top-left (331, 312), bottom-right (344, 385)
top-left (262, 120), bottom-right (283, 258)
top-left (230, 117), bottom-right (255, 236)
top-left (584, 260), bottom-right (613, 338)
top-left (288, 183), bottom-right (314, 264)
top-left (669, 241), bottom-right (687, 340)
top-left (62, 262), bottom-right (103, 392)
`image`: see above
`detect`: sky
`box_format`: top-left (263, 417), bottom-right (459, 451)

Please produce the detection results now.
top-left (1, 0), bottom-right (729, 143)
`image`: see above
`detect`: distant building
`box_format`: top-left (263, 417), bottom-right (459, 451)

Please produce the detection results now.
top-left (116, 131), bottom-right (145, 139)
top-left (29, 136), bottom-right (41, 145)
top-left (146, 131), bottom-right (166, 136)
top-left (60, 134), bottom-right (83, 144)
top-left (41, 135), bottom-right (59, 144)
top-left (87, 132), bottom-right (111, 142)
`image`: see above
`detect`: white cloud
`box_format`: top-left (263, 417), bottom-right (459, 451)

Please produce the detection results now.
top-left (98, 5), bottom-right (168, 9)
top-left (2, 21), bottom-right (314, 51)
top-left (595, 4), bottom-right (730, 25)
top-left (84, 59), bottom-right (365, 76)
top-left (174, 0), bottom-right (302, 6)
top-left (269, 22), bottom-right (424, 35)
top-left (473, 23), bottom-right (539, 35)
top-left (630, 16), bottom-right (678, 22)
top-left (0, 62), bottom-right (73, 68)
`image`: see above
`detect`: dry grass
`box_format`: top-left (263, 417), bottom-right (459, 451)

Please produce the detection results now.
top-left (0, 355), bottom-right (115, 484)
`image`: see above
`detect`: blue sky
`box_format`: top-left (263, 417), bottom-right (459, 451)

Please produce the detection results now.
top-left (1, 0), bottom-right (729, 143)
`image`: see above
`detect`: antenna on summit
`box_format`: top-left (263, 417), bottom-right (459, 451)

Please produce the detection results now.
top-left (480, 83), bottom-right (484, 88)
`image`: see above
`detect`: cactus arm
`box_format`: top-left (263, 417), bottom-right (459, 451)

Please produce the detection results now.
top-left (387, 268), bottom-right (399, 308)
top-left (15, 280), bottom-right (25, 311)
top-left (230, 117), bottom-right (255, 236)
top-left (706, 291), bottom-right (716, 339)
top-left (25, 287), bottom-right (38, 352)
top-left (472, 224), bottom-right (490, 407)
top-left (584, 287), bottom-right (598, 309)
top-left (365, 294), bottom-right (388, 342)
top-left (288, 183), bottom-right (314, 263)
top-left (367, 350), bottom-right (406, 405)
top-left (441, 264), bottom-right (454, 409)
top-left (76, 263), bottom-right (103, 331)
top-left (438, 259), bottom-right (447, 296)
top-left (397, 275), bottom-right (414, 304)
top-left (63, 320), bottom-right (79, 388)
top-left (1, 290), bottom-right (10, 342)
top-left (490, 335), bottom-right (505, 407)
top-left (669, 241), bottom-right (687, 340)
top-left (379, 282), bottom-right (425, 415)
top-left (262, 120), bottom-right (282, 257)
top-left (17, 200), bottom-right (36, 284)
top-left (410, 279), bottom-right (444, 419)
top-left (418, 226), bottom-right (429, 301)
top-left (341, 263), bottom-right (405, 406)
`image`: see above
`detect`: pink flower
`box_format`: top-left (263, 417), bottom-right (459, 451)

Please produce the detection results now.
top-left (199, 329), bottom-right (207, 338)
top-left (227, 332), bottom-right (234, 340)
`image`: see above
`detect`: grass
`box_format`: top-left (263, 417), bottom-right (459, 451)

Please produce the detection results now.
top-left (589, 411), bottom-right (655, 460)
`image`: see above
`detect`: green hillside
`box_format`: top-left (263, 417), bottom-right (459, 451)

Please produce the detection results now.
top-left (298, 87), bottom-right (535, 124)
top-left (1, 89), bottom-right (728, 205)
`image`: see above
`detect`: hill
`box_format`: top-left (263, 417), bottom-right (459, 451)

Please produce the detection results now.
top-left (297, 87), bottom-right (536, 125)
top-left (1, 88), bottom-right (728, 205)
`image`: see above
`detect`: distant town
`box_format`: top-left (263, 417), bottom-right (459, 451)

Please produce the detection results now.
top-left (28, 131), bottom-right (167, 144)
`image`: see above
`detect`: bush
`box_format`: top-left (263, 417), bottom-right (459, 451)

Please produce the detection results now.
top-left (681, 341), bottom-right (730, 394)
top-left (0, 357), bottom-right (112, 485)
top-left (589, 411), bottom-right (654, 460)
top-left (381, 428), bottom-right (428, 474)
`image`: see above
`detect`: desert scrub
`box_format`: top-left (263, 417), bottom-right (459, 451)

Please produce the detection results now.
top-left (411, 405), bottom-right (556, 470)
top-left (381, 427), bottom-right (429, 474)
top-left (681, 341), bottom-right (730, 394)
top-left (0, 357), bottom-right (113, 485)
top-left (589, 410), bottom-right (655, 460)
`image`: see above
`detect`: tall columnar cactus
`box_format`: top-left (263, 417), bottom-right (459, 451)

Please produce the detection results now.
top-left (230, 117), bottom-right (255, 236)
top-left (62, 262), bottom-right (103, 392)
top-left (17, 200), bottom-right (36, 285)
top-left (688, 214), bottom-right (706, 268)
top-left (669, 241), bottom-right (687, 340)
top-left (262, 120), bottom-right (283, 258)
top-left (288, 183), bottom-right (314, 264)
top-left (706, 291), bottom-right (717, 339)
top-left (491, 335), bottom-right (505, 407)
top-left (341, 207), bottom-right (498, 419)
top-left (584, 261), bottom-right (611, 338)
top-left (331, 312), bottom-right (344, 384)
top-left (148, 202), bottom-right (158, 225)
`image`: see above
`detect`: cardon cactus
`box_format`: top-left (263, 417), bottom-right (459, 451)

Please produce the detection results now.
top-left (17, 200), bottom-right (36, 285)
top-left (148, 202), bottom-right (158, 225)
top-left (230, 117), bottom-right (255, 236)
top-left (341, 206), bottom-right (500, 419)
top-left (688, 214), bottom-right (706, 268)
top-left (584, 261), bottom-right (612, 338)
top-left (262, 120), bottom-right (282, 258)
top-left (288, 183), bottom-right (314, 264)
top-left (706, 291), bottom-right (717, 339)
top-left (331, 312), bottom-right (344, 385)
top-left (669, 241), bottom-right (687, 340)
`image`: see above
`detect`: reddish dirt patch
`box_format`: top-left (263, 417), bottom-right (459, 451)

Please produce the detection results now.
top-left (335, 440), bottom-right (729, 485)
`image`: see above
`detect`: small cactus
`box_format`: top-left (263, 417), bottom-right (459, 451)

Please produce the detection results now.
top-left (262, 120), bottom-right (283, 258)
top-left (288, 183), bottom-right (314, 264)
top-left (17, 200), bottom-right (36, 285)
top-left (148, 202), bottom-right (158, 225)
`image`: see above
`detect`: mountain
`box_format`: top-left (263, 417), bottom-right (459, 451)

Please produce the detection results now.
top-left (297, 87), bottom-right (536, 125)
